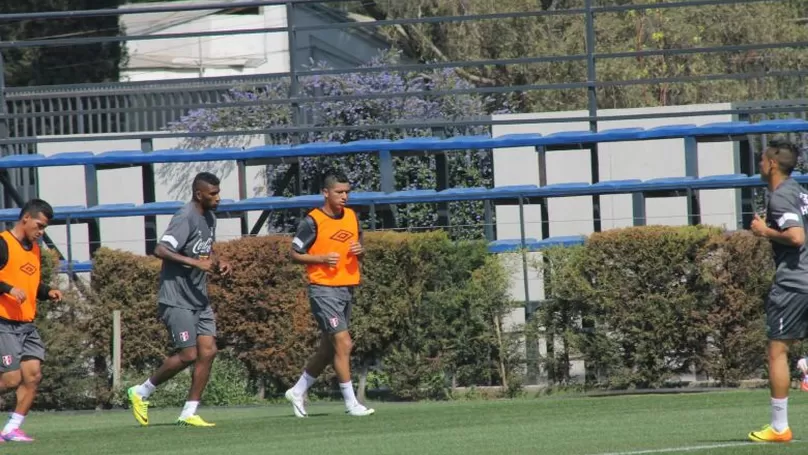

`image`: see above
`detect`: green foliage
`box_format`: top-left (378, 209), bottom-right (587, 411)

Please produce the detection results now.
top-left (85, 231), bottom-right (518, 406)
top-left (535, 226), bottom-right (775, 389)
top-left (1, 0), bottom-right (124, 88)
top-left (30, 250), bottom-right (99, 410)
top-left (358, 0), bottom-right (808, 111)
top-left (112, 351), bottom-right (256, 409)
top-left (696, 231), bottom-right (772, 385)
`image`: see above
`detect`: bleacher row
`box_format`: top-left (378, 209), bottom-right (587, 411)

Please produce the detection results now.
top-left (9, 118), bottom-right (805, 274)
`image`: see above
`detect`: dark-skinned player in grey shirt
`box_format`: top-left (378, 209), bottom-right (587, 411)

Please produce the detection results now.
top-left (749, 139), bottom-right (808, 443)
top-left (127, 172), bottom-right (231, 428)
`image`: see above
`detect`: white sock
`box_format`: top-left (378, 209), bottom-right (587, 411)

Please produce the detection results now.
top-left (2, 413), bottom-right (24, 434)
top-left (771, 397), bottom-right (789, 432)
top-left (291, 371), bottom-right (317, 397)
top-left (135, 379), bottom-right (156, 399)
top-left (339, 381), bottom-right (358, 407)
top-left (180, 401), bottom-right (199, 419)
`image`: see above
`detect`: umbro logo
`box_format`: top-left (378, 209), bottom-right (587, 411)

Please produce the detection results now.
top-left (19, 263), bottom-right (36, 276)
top-left (330, 230), bottom-right (353, 243)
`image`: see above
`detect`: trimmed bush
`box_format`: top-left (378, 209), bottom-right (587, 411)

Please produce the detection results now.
top-left (537, 226), bottom-right (777, 389)
top-left (86, 230), bottom-right (517, 405)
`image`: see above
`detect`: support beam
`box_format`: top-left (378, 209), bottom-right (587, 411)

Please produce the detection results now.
top-left (435, 152), bottom-right (450, 230)
top-left (0, 170), bottom-right (65, 260)
top-left (83, 164), bottom-right (102, 258)
top-left (738, 134), bottom-right (756, 228)
top-left (249, 163), bottom-right (299, 236)
top-left (483, 200), bottom-right (494, 241)
top-left (632, 192), bottom-right (646, 226)
top-left (589, 145), bottom-right (601, 232)
top-left (536, 146), bottom-right (550, 239)
top-left (683, 136), bottom-right (701, 225)
top-left (237, 160), bottom-right (248, 236)
top-left (141, 139), bottom-right (157, 255)
top-left (379, 150), bottom-right (395, 193)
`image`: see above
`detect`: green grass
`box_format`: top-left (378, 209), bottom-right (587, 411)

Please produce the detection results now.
top-left (5, 389), bottom-right (808, 454)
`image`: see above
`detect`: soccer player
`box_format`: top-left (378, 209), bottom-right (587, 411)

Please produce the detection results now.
top-left (127, 172), bottom-right (231, 428)
top-left (749, 139), bottom-right (808, 443)
top-left (284, 171), bottom-right (374, 418)
top-left (0, 199), bottom-right (62, 443)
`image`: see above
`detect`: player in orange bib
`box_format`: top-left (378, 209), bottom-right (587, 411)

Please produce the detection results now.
top-left (0, 199), bottom-right (62, 443)
top-left (285, 171), bottom-right (375, 417)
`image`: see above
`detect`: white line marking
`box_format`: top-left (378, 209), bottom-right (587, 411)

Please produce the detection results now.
top-left (590, 440), bottom-right (805, 455)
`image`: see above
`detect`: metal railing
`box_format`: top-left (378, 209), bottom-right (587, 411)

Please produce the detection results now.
top-left (1, 0), bottom-right (807, 142)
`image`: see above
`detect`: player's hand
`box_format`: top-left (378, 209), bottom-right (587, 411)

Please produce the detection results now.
top-left (9, 287), bottom-right (26, 303)
top-left (195, 258), bottom-right (216, 273)
top-left (217, 260), bottom-right (232, 277)
top-left (349, 241), bottom-right (364, 257)
top-left (48, 289), bottom-right (63, 302)
top-left (323, 252), bottom-right (340, 267)
top-left (751, 213), bottom-right (768, 237)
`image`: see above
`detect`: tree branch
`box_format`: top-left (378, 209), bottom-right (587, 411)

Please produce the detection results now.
top-left (359, 1), bottom-right (497, 86)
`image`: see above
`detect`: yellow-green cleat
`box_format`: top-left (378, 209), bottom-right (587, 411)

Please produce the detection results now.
top-left (127, 387), bottom-right (149, 426)
top-left (176, 415), bottom-right (216, 427)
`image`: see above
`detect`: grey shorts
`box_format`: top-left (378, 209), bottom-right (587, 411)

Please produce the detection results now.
top-left (309, 285), bottom-right (354, 334)
top-left (0, 320), bottom-right (44, 373)
top-left (158, 304), bottom-right (217, 349)
top-left (766, 283), bottom-right (808, 340)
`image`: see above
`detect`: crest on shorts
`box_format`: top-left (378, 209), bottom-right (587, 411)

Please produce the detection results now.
top-left (329, 317), bottom-right (339, 328)
top-left (2, 355), bottom-right (12, 366)
top-left (178, 331), bottom-right (190, 342)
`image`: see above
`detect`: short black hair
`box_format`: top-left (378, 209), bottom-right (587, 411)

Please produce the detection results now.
top-left (192, 172), bottom-right (220, 193)
top-left (765, 138), bottom-right (799, 174)
top-left (19, 198), bottom-right (53, 221)
top-left (321, 170), bottom-right (349, 190)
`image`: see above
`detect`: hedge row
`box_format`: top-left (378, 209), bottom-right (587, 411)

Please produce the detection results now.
top-left (62, 230), bottom-right (517, 408)
top-left (17, 225), bottom-right (793, 410)
top-left (534, 225), bottom-right (793, 389)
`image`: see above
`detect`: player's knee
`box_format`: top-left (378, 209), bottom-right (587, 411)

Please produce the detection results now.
top-left (767, 340), bottom-right (790, 363)
top-left (0, 370), bottom-right (22, 389)
top-left (177, 346), bottom-right (198, 364)
top-left (199, 343), bottom-right (217, 360)
top-left (334, 333), bottom-right (353, 355)
top-left (25, 369), bottom-right (42, 386)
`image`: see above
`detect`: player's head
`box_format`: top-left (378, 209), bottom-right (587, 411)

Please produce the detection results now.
top-left (17, 198), bottom-right (53, 243)
top-left (192, 172), bottom-right (221, 211)
top-left (321, 170), bottom-right (350, 212)
top-left (761, 138), bottom-right (799, 182)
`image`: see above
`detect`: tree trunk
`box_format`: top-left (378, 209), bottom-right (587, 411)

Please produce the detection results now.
top-left (357, 361), bottom-right (370, 402)
top-left (493, 314), bottom-right (508, 390)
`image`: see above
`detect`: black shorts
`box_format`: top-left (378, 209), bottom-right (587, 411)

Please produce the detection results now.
top-left (309, 285), bottom-right (354, 334)
top-left (766, 284), bottom-right (808, 340)
top-left (0, 320), bottom-right (45, 373)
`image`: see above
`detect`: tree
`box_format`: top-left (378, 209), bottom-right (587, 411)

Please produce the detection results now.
top-left (0, 0), bottom-right (124, 88)
top-left (163, 50), bottom-right (509, 239)
top-left (354, 0), bottom-right (808, 112)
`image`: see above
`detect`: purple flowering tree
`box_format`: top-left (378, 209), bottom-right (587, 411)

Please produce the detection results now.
top-left (162, 50), bottom-right (508, 239)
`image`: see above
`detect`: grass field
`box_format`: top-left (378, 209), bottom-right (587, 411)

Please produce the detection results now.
top-left (5, 389), bottom-right (808, 454)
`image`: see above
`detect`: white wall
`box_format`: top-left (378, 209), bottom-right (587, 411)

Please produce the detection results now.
top-left (121, 6), bottom-right (289, 81)
top-left (491, 104), bottom-right (739, 241)
top-left (35, 135), bottom-right (266, 262)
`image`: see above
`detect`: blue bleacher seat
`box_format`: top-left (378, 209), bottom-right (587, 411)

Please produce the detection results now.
top-left (488, 235), bottom-right (586, 253)
top-left (0, 119), bottom-right (806, 172)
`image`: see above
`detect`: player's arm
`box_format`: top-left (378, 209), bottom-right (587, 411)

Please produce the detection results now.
top-left (36, 250), bottom-right (62, 301)
top-left (752, 192), bottom-right (806, 247)
top-left (350, 219), bottom-right (365, 260)
top-left (154, 212), bottom-right (209, 270)
top-left (290, 216), bottom-right (332, 265)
